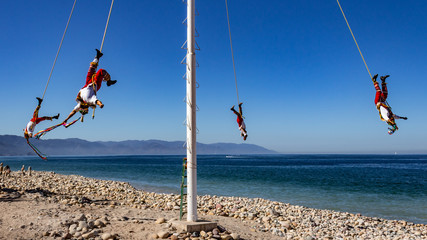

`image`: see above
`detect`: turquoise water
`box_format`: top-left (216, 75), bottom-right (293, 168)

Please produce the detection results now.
top-left (1, 154), bottom-right (426, 224)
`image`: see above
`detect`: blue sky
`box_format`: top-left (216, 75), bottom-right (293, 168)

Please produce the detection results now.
top-left (1, 0), bottom-right (426, 153)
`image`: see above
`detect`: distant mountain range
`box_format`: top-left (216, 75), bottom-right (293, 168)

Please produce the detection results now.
top-left (0, 135), bottom-right (276, 156)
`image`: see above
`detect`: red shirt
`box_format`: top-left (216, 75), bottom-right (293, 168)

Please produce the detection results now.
top-left (237, 116), bottom-right (243, 127)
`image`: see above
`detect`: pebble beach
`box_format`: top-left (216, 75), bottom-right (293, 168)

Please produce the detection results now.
top-left (0, 170), bottom-right (426, 240)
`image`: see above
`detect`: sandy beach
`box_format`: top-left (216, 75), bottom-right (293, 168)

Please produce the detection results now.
top-left (0, 170), bottom-right (425, 240)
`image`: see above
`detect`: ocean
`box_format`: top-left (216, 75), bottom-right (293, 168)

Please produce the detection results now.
top-left (1, 154), bottom-right (426, 224)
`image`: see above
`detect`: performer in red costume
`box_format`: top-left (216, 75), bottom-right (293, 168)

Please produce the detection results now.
top-left (24, 97), bottom-right (59, 139)
top-left (372, 74), bottom-right (407, 135)
top-left (231, 102), bottom-right (248, 140)
top-left (63, 49), bottom-right (117, 123)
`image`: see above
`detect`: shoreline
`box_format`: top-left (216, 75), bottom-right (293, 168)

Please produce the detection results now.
top-left (0, 171), bottom-right (426, 239)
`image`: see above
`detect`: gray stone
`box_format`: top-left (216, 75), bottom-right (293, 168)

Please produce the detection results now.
top-left (78, 221), bottom-right (88, 229)
top-left (157, 230), bottom-right (169, 239)
top-left (69, 224), bottom-right (77, 231)
top-left (230, 233), bottom-right (240, 240)
top-left (76, 214), bottom-right (87, 221)
top-left (87, 220), bottom-right (95, 229)
top-left (82, 230), bottom-right (99, 239)
top-left (94, 219), bottom-right (106, 228)
top-left (62, 232), bottom-right (72, 239)
top-left (217, 225), bottom-right (226, 232)
top-left (69, 229), bottom-right (76, 235)
top-left (156, 217), bottom-right (166, 224)
top-left (101, 233), bottom-right (113, 240)
top-left (281, 220), bottom-right (292, 229)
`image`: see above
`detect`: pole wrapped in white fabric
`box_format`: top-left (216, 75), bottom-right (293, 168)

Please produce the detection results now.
top-left (186, 0), bottom-right (197, 222)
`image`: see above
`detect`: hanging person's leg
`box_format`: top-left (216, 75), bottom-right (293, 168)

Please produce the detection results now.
top-left (31, 97), bottom-right (43, 120)
top-left (380, 75), bottom-right (389, 101)
top-left (372, 74), bottom-right (382, 105)
top-left (95, 69), bottom-right (116, 87)
top-left (230, 105), bottom-right (239, 116)
top-left (35, 113), bottom-right (60, 124)
top-left (85, 49), bottom-right (104, 87)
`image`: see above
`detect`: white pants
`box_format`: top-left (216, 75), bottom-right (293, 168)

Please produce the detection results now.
top-left (239, 122), bottom-right (247, 137)
top-left (79, 84), bottom-right (98, 105)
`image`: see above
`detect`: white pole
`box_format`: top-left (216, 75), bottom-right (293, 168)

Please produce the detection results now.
top-left (186, 0), bottom-right (197, 222)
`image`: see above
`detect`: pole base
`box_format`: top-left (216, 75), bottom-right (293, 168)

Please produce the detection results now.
top-left (172, 220), bottom-right (217, 233)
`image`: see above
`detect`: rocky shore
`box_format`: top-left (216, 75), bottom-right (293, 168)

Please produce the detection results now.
top-left (0, 171), bottom-right (425, 239)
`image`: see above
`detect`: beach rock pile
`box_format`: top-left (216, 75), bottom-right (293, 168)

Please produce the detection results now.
top-left (54, 213), bottom-right (116, 240)
top-left (1, 171), bottom-right (426, 239)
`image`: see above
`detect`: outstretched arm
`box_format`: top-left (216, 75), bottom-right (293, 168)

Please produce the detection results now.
top-left (394, 114), bottom-right (407, 120)
top-left (63, 109), bottom-right (77, 123)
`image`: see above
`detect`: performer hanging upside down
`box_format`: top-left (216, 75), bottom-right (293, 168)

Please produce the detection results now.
top-left (24, 97), bottom-right (59, 139)
top-left (372, 74), bottom-right (407, 135)
top-left (231, 102), bottom-right (248, 140)
top-left (63, 49), bottom-right (117, 123)
top-left (83, 49), bottom-right (116, 93)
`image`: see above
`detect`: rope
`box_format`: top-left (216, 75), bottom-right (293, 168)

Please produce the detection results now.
top-left (26, 139), bottom-right (48, 160)
top-left (42, 0), bottom-right (77, 100)
top-left (100, 0), bottom-right (115, 52)
top-left (91, 0), bottom-right (114, 100)
top-left (225, 0), bottom-right (240, 104)
top-left (336, 0), bottom-right (372, 79)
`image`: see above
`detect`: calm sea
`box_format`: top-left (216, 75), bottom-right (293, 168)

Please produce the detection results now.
top-left (1, 154), bottom-right (426, 224)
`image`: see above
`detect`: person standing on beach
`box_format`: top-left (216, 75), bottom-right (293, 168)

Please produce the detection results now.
top-left (3, 165), bottom-right (11, 177)
top-left (372, 74), bottom-right (407, 135)
top-left (231, 103), bottom-right (248, 140)
top-left (24, 98), bottom-right (60, 139)
top-left (0, 163), bottom-right (3, 176)
top-left (28, 166), bottom-right (32, 177)
top-left (63, 49), bottom-right (116, 124)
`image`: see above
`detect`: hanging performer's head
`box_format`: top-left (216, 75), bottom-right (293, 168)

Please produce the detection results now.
top-left (24, 130), bottom-right (30, 139)
top-left (387, 118), bottom-right (397, 135)
top-left (79, 103), bottom-right (90, 115)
